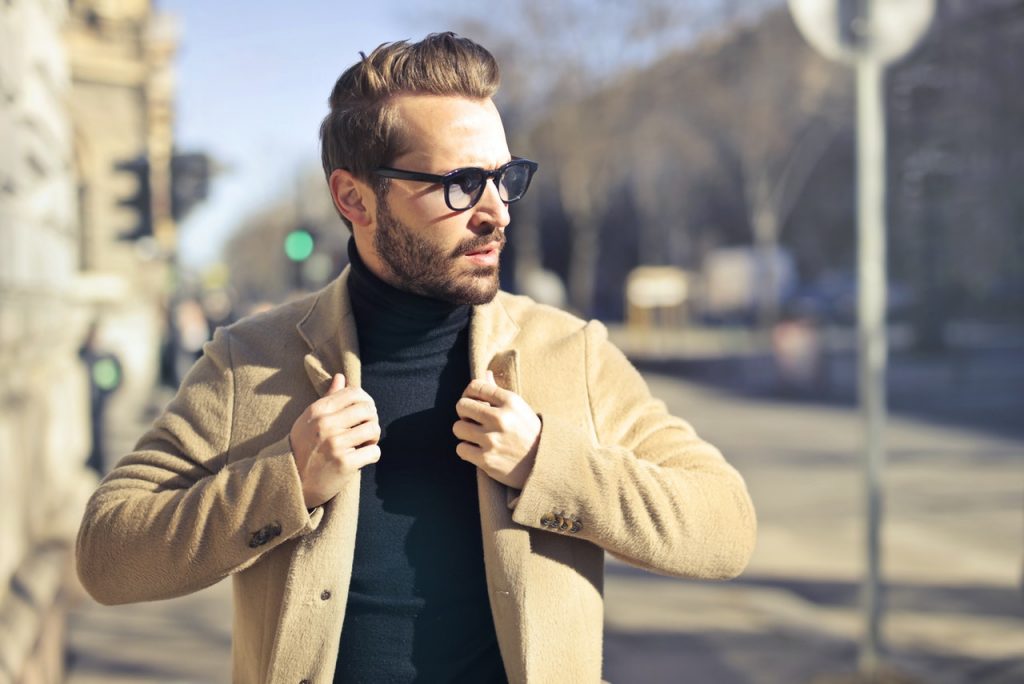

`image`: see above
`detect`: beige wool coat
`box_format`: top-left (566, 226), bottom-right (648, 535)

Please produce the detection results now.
top-left (76, 268), bottom-right (757, 683)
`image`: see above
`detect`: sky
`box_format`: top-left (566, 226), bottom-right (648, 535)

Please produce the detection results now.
top-left (161, 1), bottom-right (445, 268)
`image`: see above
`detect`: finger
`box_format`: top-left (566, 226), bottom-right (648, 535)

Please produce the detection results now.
top-left (462, 378), bottom-right (511, 407)
top-left (309, 386), bottom-right (376, 420)
top-left (328, 373), bottom-right (346, 394)
top-left (486, 369), bottom-right (495, 384)
top-left (347, 444), bottom-right (381, 469)
top-left (455, 441), bottom-right (483, 466)
top-left (346, 420), bottom-right (382, 448)
top-left (455, 396), bottom-right (497, 424)
top-left (324, 421), bottom-right (381, 454)
top-left (452, 418), bottom-right (484, 446)
top-left (312, 402), bottom-right (378, 438)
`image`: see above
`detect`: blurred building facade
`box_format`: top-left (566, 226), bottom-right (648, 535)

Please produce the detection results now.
top-left (0, 2), bottom-right (91, 680)
top-left (0, 1), bottom-right (178, 681)
top-left (890, 0), bottom-right (1024, 348)
top-left (67, 0), bottom-right (177, 426)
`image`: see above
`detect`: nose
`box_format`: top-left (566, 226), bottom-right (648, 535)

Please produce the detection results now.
top-left (470, 178), bottom-right (511, 231)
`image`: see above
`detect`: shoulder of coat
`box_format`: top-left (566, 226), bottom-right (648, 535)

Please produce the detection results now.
top-left (220, 292), bottom-right (318, 349)
top-left (492, 290), bottom-right (595, 344)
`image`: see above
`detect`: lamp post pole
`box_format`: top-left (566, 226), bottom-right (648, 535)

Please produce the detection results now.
top-left (788, 0), bottom-right (935, 677)
top-left (856, 51), bottom-right (887, 677)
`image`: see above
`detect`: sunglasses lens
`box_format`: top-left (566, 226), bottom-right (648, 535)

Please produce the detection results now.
top-left (441, 160), bottom-right (536, 210)
top-left (499, 162), bottom-right (532, 202)
top-left (446, 170), bottom-right (485, 210)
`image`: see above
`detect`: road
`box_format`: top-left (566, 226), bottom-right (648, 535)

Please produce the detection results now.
top-left (67, 371), bottom-right (1024, 683)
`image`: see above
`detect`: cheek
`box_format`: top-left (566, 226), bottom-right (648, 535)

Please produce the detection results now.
top-left (418, 211), bottom-right (474, 251)
top-left (390, 189), bottom-right (463, 232)
top-left (423, 204), bottom-right (468, 228)
top-left (385, 193), bottom-right (474, 254)
top-left (393, 183), bottom-right (451, 221)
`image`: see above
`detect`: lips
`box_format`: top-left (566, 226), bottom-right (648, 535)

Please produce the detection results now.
top-left (463, 242), bottom-right (502, 267)
top-left (465, 244), bottom-right (499, 256)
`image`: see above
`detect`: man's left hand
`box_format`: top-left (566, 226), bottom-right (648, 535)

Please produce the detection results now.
top-left (453, 371), bottom-right (541, 489)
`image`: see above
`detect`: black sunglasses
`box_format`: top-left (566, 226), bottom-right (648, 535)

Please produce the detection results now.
top-left (374, 157), bottom-right (539, 212)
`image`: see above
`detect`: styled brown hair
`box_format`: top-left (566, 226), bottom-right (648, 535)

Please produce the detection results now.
top-left (319, 32), bottom-right (501, 227)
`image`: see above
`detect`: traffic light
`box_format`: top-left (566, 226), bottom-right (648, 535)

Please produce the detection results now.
top-left (171, 152), bottom-right (212, 221)
top-left (284, 227), bottom-right (317, 290)
top-left (114, 155), bottom-right (152, 240)
top-left (284, 228), bottom-right (315, 262)
top-left (90, 356), bottom-right (122, 392)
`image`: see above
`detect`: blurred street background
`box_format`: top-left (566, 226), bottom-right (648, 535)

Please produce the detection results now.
top-left (1, 1), bottom-right (1022, 683)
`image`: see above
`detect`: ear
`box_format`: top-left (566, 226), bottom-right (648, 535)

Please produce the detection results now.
top-left (329, 169), bottom-right (375, 228)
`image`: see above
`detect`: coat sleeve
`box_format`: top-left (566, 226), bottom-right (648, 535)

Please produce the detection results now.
top-left (510, 321), bottom-right (756, 579)
top-left (75, 327), bottom-right (322, 605)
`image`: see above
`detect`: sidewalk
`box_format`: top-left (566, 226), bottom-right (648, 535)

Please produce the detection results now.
top-left (66, 583), bottom-right (231, 684)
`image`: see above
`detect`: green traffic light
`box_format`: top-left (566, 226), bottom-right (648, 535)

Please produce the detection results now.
top-left (284, 230), bottom-right (315, 262)
top-left (92, 358), bottom-right (121, 391)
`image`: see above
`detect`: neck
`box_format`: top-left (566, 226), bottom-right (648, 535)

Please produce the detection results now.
top-left (346, 238), bottom-right (470, 339)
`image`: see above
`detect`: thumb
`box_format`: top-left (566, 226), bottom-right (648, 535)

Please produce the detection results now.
top-left (486, 370), bottom-right (495, 385)
top-left (328, 373), bottom-right (346, 394)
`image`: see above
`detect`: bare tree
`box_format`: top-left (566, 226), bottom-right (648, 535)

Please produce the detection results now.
top-left (676, 11), bottom-right (850, 326)
top-left (439, 0), bottom-right (778, 315)
top-left (516, 7), bottom-right (850, 318)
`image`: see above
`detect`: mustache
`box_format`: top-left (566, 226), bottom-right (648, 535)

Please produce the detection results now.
top-left (451, 230), bottom-right (506, 258)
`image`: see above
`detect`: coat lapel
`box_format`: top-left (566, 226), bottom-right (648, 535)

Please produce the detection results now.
top-left (468, 296), bottom-right (518, 381)
top-left (298, 267), bottom-right (362, 393)
top-left (469, 296), bottom-right (534, 682)
top-left (271, 269), bottom-right (364, 682)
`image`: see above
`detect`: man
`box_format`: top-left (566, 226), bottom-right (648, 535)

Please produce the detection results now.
top-left (76, 33), bottom-right (756, 683)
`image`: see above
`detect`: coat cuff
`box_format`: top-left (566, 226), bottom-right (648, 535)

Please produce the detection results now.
top-left (510, 411), bottom-right (595, 532)
top-left (253, 435), bottom-right (324, 538)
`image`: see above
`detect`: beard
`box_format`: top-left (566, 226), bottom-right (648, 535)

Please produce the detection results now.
top-left (372, 196), bottom-right (504, 305)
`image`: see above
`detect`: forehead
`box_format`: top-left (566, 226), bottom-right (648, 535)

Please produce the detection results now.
top-left (391, 94), bottom-right (510, 169)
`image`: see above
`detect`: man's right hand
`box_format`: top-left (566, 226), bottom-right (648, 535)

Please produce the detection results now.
top-left (289, 373), bottom-right (381, 509)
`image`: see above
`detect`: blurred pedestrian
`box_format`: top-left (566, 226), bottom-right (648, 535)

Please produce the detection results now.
top-left (772, 310), bottom-right (824, 395)
top-left (75, 33), bottom-right (756, 683)
top-left (78, 321), bottom-right (122, 474)
top-left (174, 297), bottom-right (211, 380)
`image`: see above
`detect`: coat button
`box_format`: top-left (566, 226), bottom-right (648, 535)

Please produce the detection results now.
top-left (320, 590), bottom-right (332, 601)
top-left (248, 522), bottom-right (283, 548)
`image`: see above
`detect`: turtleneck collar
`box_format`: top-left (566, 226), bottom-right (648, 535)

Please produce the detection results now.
top-left (346, 238), bottom-right (471, 339)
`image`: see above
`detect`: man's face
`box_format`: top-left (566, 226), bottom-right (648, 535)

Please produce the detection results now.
top-left (360, 95), bottom-right (513, 305)
top-left (372, 190), bottom-right (506, 305)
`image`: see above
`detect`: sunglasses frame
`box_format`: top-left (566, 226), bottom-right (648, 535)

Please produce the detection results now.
top-left (374, 157), bottom-right (539, 212)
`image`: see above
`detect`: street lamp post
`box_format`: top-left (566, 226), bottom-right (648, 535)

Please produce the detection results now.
top-left (788, 0), bottom-right (935, 677)
top-left (856, 51), bottom-right (887, 676)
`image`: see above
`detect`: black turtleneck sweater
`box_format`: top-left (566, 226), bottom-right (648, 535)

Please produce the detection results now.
top-left (334, 242), bottom-right (506, 684)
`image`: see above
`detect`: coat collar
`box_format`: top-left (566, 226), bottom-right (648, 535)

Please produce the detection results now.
top-left (296, 266), bottom-right (521, 395)
top-left (468, 290), bottom-right (520, 383)
top-left (297, 268), bottom-right (360, 396)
